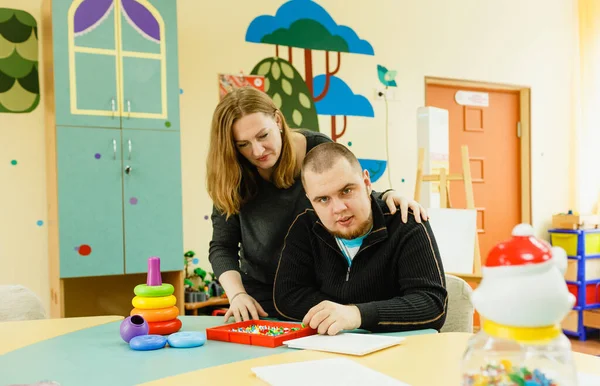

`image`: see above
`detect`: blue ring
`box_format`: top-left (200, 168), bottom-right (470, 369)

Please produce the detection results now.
top-left (129, 334), bottom-right (167, 351)
top-left (167, 331), bottom-right (206, 348)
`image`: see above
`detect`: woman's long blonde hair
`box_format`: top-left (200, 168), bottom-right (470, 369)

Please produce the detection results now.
top-left (206, 87), bottom-right (298, 218)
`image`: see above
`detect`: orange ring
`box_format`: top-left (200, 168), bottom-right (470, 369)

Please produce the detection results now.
top-left (148, 318), bottom-right (182, 335)
top-left (130, 306), bottom-right (179, 322)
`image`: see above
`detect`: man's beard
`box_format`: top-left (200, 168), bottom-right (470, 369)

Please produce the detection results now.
top-left (330, 211), bottom-right (373, 240)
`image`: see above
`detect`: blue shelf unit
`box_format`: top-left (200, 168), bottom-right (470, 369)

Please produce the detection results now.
top-left (549, 228), bottom-right (600, 341)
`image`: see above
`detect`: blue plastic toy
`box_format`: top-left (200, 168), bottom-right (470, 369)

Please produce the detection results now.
top-left (167, 331), bottom-right (206, 348)
top-left (129, 334), bottom-right (168, 351)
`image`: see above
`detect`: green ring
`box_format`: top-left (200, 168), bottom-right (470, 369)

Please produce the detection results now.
top-left (134, 283), bottom-right (174, 297)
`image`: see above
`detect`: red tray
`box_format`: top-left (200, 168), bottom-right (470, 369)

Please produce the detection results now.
top-left (206, 320), bottom-right (317, 348)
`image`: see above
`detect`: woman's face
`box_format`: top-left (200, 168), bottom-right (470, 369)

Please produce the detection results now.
top-left (232, 112), bottom-right (283, 171)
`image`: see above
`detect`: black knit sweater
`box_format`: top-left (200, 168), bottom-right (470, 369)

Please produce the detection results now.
top-left (273, 195), bottom-right (448, 332)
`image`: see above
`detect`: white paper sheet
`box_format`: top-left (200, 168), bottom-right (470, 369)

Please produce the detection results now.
top-left (426, 208), bottom-right (477, 274)
top-left (282, 333), bottom-right (405, 356)
top-left (251, 357), bottom-right (411, 386)
top-left (578, 372), bottom-right (600, 386)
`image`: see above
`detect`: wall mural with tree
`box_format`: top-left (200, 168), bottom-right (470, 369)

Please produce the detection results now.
top-left (244, 0), bottom-right (388, 183)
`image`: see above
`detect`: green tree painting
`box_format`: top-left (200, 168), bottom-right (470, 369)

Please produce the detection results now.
top-left (0, 8), bottom-right (39, 113)
top-left (245, 0), bottom-right (374, 141)
top-left (251, 57), bottom-right (318, 130)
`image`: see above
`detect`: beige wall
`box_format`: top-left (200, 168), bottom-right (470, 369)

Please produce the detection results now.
top-left (0, 0), bottom-right (49, 311)
top-left (0, 0), bottom-right (582, 307)
top-left (178, 0), bottom-right (579, 272)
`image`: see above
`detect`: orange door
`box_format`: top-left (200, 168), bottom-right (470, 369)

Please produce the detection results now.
top-left (425, 84), bottom-right (522, 263)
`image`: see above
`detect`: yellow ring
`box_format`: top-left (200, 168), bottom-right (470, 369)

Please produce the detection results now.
top-left (130, 306), bottom-right (179, 322)
top-left (132, 295), bottom-right (177, 310)
top-left (482, 319), bottom-right (561, 343)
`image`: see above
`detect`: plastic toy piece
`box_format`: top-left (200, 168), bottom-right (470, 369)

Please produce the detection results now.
top-left (167, 331), bottom-right (207, 348)
top-left (129, 334), bottom-right (167, 351)
top-left (147, 256), bottom-right (162, 286)
top-left (148, 318), bottom-right (182, 335)
top-left (132, 294), bottom-right (177, 309)
top-left (120, 315), bottom-right (149, 343)
top-left (131, 306), bottom-right (179, 322)
top-left (134, 283), bottom-right (174, 297)
top-left (126, 257), bottom-right (181, 340)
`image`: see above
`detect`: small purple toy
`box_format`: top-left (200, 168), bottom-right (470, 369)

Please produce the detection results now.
top-left (146, 256), bottom-right (162, 286)
top-left (120, 315), bottom-right (149, 343)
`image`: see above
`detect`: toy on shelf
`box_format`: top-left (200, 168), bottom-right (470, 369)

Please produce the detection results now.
top-left (461, 224), bottom-right (578, 385)
top-left (184, 250), bottom-right (208, 303)
top-left (183, 250), bottom-right (226, 303)
top-left (206, 320), bottom-right (316, 348)
top-left (552, 210), bottom-right (599, 230)
top-left (549, 226), bottom-right (600, 340)
top-left (130, 256), bottom-right (182, 335)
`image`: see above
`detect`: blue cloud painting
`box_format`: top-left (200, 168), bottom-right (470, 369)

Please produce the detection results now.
top-left (358, 159), bottom-right (387, 183)
top-left (245, 0), bottom-right (374, 55)
top-left (313, 75), bottom-right (374, 117)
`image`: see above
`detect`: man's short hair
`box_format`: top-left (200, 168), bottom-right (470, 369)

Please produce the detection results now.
top-left (301, 142), bottom-right (363, 184)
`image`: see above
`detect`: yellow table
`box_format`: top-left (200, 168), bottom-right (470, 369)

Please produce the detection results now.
top-left (1, 316), bottom-right (599, 386)
top-left (0, 315), bottom-right (123, 355)
top-left (145, 332), bottom-right (600, 385)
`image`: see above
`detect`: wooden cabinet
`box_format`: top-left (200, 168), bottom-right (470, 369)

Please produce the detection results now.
top-left (43, 0), bottom-right (183, 318)
top-left (121, 129), bottom-right (183, 274)
top-left (56, 126), bottom-right (125, 278)
top-left (51, 0), bottom-right (180, 130)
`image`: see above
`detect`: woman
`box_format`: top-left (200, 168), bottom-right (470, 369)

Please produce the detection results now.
top-left (206, 87), bottom-right (428, 322)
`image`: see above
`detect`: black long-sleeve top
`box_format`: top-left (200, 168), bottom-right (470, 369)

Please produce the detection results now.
top-left (273, 195), bottom-right (448, 332)
top-left (208, 130), bottom-right (391, 314)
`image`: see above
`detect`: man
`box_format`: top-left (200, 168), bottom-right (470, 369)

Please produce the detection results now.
top-left (273, 142), bottom-right (447, 335)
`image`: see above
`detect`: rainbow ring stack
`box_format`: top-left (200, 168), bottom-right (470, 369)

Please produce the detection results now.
top-left (130, 256), bottom-right (182, 335)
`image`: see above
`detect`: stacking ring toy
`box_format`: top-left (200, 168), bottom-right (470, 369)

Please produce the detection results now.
top-left (132, 295), bottom-right (176, 309)
top-left (129, 334), bottom-right (167, 351)
top-left (167, 331), bottom-right (206, 348)
top-left (134, 283), bottom-right (174, 297)
top-left (131, 306), bottom-right (179, 322)
top-left (148, 318), bottom-right (182, 335)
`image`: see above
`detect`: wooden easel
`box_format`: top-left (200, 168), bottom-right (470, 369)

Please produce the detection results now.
top-left (414, 145), bottom-right (482, 278)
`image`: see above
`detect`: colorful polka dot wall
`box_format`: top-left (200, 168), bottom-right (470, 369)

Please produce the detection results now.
top-left (10, 159), bottom-right (17, 165)
top-left (78, 244), bottom-right (92, 256)
top-left (94, 153), bottom-right (101, 159)
top-left (129, 197), bottom-right (138, 205)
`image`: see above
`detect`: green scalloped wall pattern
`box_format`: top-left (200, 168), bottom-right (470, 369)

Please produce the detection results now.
top-left (0, 8), bottom-right (39, 113)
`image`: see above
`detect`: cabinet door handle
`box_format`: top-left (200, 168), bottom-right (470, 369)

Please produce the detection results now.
top-left (125, 165), bottom-right (132, 174)
top-left (128, 139), bottom-right (132, 160)
top-left (111, 98), bottom-right (116, 118)
top-left (113, 139), bottom-right (117, 160)
top-left (127, 100), bottom-right (131, 119)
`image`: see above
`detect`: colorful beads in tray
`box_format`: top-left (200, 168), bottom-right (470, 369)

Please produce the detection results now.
top-left (230, 324), bottom-right (302, 336)
top-left (463, 360), bottom-right (558, 386)
top-left (206, 320), bottom-right (317, 347)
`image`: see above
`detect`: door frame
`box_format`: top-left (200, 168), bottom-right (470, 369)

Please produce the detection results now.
top-left (424, 76), bottom-right (532, 225)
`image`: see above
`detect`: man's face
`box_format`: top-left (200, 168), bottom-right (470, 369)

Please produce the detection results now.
top-left (303, 158), bottom-right (373, 239)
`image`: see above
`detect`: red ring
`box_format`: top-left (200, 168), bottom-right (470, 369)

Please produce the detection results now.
top-left (148, 318), bottom-right (182, 335)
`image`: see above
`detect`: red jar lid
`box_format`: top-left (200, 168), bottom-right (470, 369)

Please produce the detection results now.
top-left (486, 224), bottom-right (552, 267)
